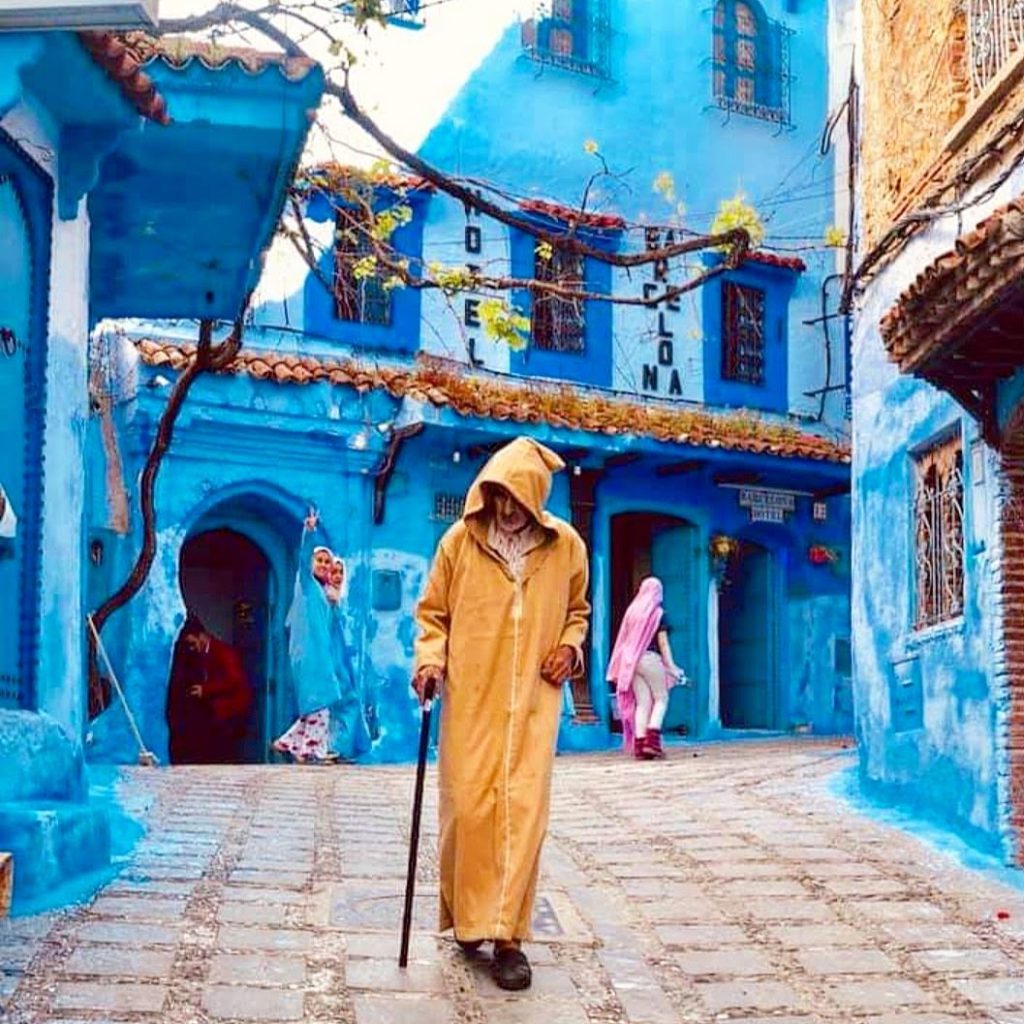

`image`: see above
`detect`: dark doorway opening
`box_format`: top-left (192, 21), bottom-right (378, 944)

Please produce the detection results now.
top-left (609, 512), bottom-right (700, 736)
top-left (178, 529), bottom-right (270, 763)
top-left (718, 540), bottom-right (775, 729)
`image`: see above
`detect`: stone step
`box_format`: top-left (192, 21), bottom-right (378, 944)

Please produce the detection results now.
top-left (0, 801), bottom-right (110, 907)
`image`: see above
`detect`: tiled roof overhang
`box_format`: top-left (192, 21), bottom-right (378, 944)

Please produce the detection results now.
top-left (119, 32), bottom-right (318, 80)
top-left (744, 250), bottom-right (806, 273)
top-left (135, 339), bottom-right (850, 464)
top-left (879, 197), bottom-right (1024, 443)
top-left (79, 31), bottom-right (319, 125)
top-left (518, 198), bottom-right (626, 231)
top-left (79, 32), bottom-right (170, 123)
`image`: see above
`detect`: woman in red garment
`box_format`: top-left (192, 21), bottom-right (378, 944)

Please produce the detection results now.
top-left (166, 613), bottom-right (253, 764)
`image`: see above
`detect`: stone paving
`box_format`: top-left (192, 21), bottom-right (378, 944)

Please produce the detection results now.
top-left (4, 737), bottom-right (1024, 1022)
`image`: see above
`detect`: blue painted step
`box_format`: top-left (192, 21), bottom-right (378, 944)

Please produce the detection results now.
top-left (0, 800), bottom-right (111, 905)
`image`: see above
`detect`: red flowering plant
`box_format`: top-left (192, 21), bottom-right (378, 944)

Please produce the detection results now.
top-left (808, 543), bottom-right (840, 566)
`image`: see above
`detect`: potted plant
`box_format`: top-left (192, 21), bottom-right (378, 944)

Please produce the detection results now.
top-left (709, 533), bottom-right (739, 586)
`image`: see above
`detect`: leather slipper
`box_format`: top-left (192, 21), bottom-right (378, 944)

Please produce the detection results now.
top-left (491, 946), bottom-right (531, 991)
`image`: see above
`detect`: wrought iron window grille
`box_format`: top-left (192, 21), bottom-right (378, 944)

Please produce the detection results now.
top-left (521, 0), bottom-right (612, 80)
top-left (533, 245), bottom-right (586, 354)
top-left (341, 0), bottom-right (423, 28)
top-left (913, 435), bottom-right (965, 630)
top-left (433, 492), bottom-right (465, 523)
top-left (722, 281), bottom-right (766, 384)
top-left (711, 0), bottom-right (793, 128)
top-left (967, 0), bottom-right (1024, 95)
top-left (334, 212), bottom-right (392, 327)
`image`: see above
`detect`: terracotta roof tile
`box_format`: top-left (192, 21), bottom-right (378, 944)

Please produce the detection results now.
top-left (79, 31), bottom-right (320, 125)
top-left (880, 196), bottom-right (1024, 370)
top-left (121, 33), bottom-right (318, 80)
top-left (79, 32), bottom-right (170, 124)
top-left (745, 250), bottom-right (806, 273)
top-left (519, 198), bottom-right (626, 231)
top-left (299, 161), bottom-right (433, 194)
top-left (134, 339), bottom-right (850, 464)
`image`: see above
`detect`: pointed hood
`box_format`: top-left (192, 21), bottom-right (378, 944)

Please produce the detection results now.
top-left (463, 437), bottom-right (565, 529)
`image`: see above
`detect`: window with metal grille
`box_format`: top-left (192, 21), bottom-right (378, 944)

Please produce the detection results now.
top-left (334, 210), bottom-right (391, 326)
top-left (967, 0), bottom-right (1024, 95)
top-left (521, 0), bottom-right (611, 79)
top-left (913, 433), bottom-right (964, 629)
top-left (712, 0), bottom-right (792, 126)
top-left (343, 0), bottom-right (422, 27)
top-left (721, 281), bottom-right (765, 384)
top-left (533, 246), bottom-right (585, 353)
top-left (433, 492), bottom-right (464, 523)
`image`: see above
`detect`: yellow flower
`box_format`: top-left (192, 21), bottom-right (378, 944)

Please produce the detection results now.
top-left (583, 139), bottom-right (599, 155)
top-left (653, 171), bottom-right (676, 203)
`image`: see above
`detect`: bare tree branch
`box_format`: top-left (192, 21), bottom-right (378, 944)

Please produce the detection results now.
top-left (87, 316), bottom-right (245, 717)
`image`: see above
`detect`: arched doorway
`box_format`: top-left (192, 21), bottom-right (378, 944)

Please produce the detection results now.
top-left (718, 539), bottom-right (776, 729)
top-left (178, 529), bottom-right (272, 763)
top-left (0, 130), bottom-right (52, 711)
top-left (609, 512), bottom-right (701, 736)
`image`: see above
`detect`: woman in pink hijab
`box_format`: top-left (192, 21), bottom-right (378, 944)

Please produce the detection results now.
top-left (607, 576), bottom-right (687, 759)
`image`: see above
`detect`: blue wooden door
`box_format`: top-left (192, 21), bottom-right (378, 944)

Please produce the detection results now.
top-left (651, 523), bottom-right (700, 734)
top-left (0, 177), bottom-right (32, 708)
top-left (719, 545), bottom-right (774, 728)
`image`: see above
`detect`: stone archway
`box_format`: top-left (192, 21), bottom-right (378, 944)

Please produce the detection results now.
top-left (1000, 402), bottom-right (1024, 860)
top-left (177, 490), bottom-right (304, 763)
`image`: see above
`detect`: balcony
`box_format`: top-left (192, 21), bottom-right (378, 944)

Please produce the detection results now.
top-left (968, 0), bottom-right (1024, 95)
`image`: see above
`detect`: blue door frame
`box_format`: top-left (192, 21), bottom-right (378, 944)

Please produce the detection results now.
top-left (0, 127), bottom-right (52, 711)
top-left (718, 540), bottom-right (777, 728)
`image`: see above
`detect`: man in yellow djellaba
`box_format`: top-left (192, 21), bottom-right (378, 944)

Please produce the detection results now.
top-left (413, 436), bottom-right (590, 991)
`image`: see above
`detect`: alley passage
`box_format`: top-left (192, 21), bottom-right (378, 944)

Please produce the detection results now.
top-left (4, 739), bottom-right (1024, 1023)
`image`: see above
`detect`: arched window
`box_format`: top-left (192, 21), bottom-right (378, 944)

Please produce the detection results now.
top-left (712, 0), bottom-right (792, 125)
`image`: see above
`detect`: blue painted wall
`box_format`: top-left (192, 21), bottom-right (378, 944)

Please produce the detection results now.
top-left (851, 213), bottom-right (1019, 859)
top-left (85, 0), bottom-right (852, 767)
top-left (0, 30), bottom-right (324, 906)
top-left (415, 0), bottom-right (843, 425)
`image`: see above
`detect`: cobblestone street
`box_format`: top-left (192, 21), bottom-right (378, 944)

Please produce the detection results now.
top-left (4, 738), bottom-right (1024, 1023)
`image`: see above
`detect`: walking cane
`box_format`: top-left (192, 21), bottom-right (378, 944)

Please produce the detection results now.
top-left (399, 678), bottom-right (435, 968)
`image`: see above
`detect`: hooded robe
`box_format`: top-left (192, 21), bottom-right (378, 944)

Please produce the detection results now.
top-left (414, 437), bottom-right (590, 942)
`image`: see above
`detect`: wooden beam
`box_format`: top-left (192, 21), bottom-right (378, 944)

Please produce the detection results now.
top-left (466, 441), bottom-right (504, 460)
top-left (604, 452), bottom-right (641, 469)
top-left (554, 446), bottom-right (589, 462)
top-left (713, 470), bottom-right (761, 486)
top-left (812, 482), bottom-right (850, 500)
top-left (656, 460), bottom-right (704, 478)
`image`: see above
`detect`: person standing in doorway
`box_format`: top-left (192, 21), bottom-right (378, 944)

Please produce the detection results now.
top-left (607, 576), bottom-right (687, 760)
top-left (273, 512), bottom-right (342, 764)
top-left (413, 436), bottom-right (590, 992)
top-left (166, 613), bottom-right (253, 764)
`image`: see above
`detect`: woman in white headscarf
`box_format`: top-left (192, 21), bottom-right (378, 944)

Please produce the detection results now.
top-left (272, 512), bottom-right (342, 763)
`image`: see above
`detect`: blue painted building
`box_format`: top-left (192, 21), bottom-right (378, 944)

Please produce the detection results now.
top-left (851, 0), bottom-right (1024, 863)
top-left (0, 28), bottom-right (323, 905)
top-left (90, 0), bottom-right (853, 769)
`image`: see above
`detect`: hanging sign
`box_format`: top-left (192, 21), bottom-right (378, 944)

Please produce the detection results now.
top-left (738, 487), bottom-right (796, 523)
